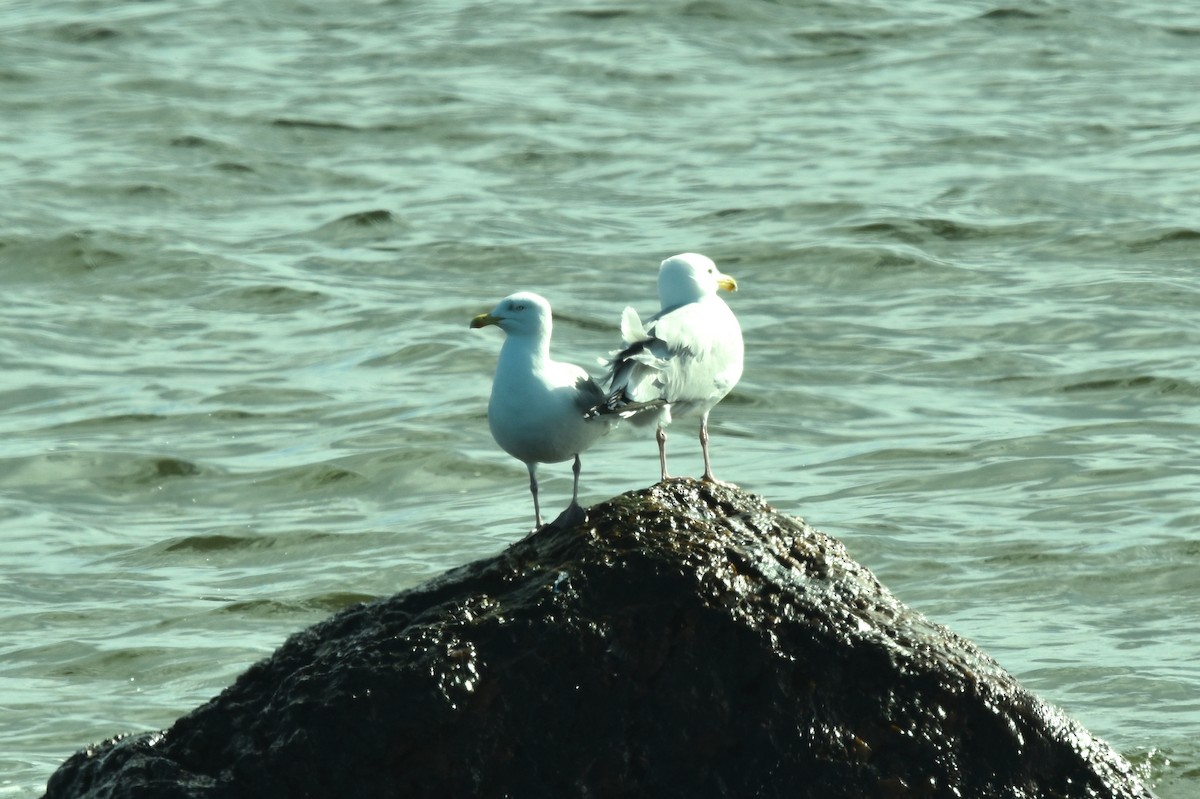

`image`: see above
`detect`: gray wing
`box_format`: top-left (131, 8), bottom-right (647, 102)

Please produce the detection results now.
top-left (600, 299), bottom-right (741, 416)
top-left (573, 372), bottom-right (609, 414)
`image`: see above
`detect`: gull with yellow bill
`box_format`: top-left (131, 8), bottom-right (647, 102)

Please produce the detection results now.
top-left (470, 291), bottom-right (611, 529)
top-left (590, 253), bottom-right (744, 483)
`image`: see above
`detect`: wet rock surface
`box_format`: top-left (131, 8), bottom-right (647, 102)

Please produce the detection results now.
top-left (44, 480), bottom-right (1154, 798)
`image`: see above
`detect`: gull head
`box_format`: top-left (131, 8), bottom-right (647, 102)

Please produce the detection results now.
top-left (657, 253), bottom-right (737, 308)
top-left (470, 291), bottom-right (552, 338)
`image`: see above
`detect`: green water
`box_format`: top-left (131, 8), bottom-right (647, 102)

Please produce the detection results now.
top-left (2, 1), bottom-right (1198, 795)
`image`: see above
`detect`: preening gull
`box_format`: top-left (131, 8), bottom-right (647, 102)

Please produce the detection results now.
top-left (592, 253), bottom-right (743, 483)
top-left (471, 291), bottom-right (610, 528)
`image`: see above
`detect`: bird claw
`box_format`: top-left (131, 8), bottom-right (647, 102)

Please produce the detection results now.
top-left (550, 502), bottom-right (587, 530)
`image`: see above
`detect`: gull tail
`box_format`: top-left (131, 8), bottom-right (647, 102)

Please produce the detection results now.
top-left (584, 394), bottom-right (668, 420)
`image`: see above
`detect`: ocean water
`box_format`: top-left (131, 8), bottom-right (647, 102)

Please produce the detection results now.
top-left (2, 0), bottom-right (1198, 795)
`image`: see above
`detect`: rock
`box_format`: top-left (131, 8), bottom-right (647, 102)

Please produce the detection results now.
top-left (44, 480), bottom-right (1154, 799)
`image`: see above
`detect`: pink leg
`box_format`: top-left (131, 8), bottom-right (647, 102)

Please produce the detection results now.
top-left (699, 412), bottom-right (716, 482)
top-left (656, 426), bottom-right (669, 481)
top-left (569, 453), bottom-right (582, 509)
top-left (527, 462), bottom-right (543, 527)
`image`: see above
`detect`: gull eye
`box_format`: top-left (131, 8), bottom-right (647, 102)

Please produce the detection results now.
top-left (514, 303), bottom-right (525, 311)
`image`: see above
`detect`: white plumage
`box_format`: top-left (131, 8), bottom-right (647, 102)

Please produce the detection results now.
top-left (595, 253), bottom-right (744, 482)
top-left (471, 291), bottom-right (610, 528)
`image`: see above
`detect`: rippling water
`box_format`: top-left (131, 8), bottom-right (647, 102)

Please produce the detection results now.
top-left (3, 1), bottom-right (1199, 795)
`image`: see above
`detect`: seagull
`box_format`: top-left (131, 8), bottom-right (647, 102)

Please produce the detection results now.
top-left (471, 291), bottom-right (610, 529)
top-left (592, 253), bottom-right (743, 483)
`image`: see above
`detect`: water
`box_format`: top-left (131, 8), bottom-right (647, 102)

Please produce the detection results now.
top-left (2, 0), bottom-right (1198, 795)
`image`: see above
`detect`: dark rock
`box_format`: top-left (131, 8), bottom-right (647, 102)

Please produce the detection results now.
top-left (44, 480), bottom-right (1154, 799)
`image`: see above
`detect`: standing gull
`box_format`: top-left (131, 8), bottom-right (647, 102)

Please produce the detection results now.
top-left (593, 253), bottom-right (743, 483)
top-left (471, 291), bottom-right (610, 528)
